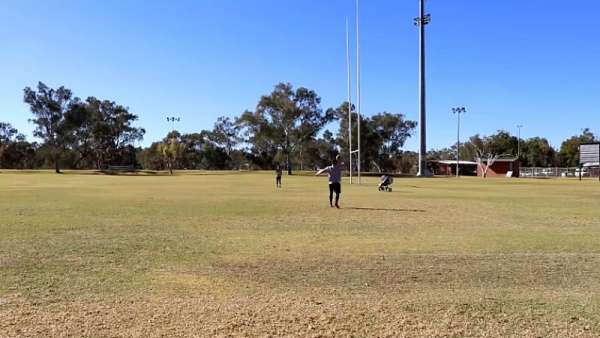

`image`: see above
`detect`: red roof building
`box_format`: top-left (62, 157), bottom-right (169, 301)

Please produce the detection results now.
top-left (431, 157), bottom-right (521, 177)
top-left (431, 160), bottom-right (478, 176)
top-left (476, 157), bottom-right (521, 178)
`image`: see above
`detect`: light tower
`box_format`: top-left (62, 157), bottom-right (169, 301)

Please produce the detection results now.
top-left (415, 0), bottom-right (432, 177)
top-left (517, 125), bottom-right (523, 158)
top-left (452, 107), bottom-right (466, 177)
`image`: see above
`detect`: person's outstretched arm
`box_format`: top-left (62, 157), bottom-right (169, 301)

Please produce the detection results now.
top-left (316, 167), bottom-right (329, 176)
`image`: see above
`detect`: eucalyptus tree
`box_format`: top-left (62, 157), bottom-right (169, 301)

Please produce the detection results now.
top-left (210, 116), bottom-right (241, 156)
top-left (83, 97), bottom-right (145, 168)
top-left (0, 122), bottom-right (29, 169)
top-left (23, 82), bottom-right (77, 173)
top-left (237, 83), bottom-right (333, 174)
top-left (333, 102), bottom-right (417, 172)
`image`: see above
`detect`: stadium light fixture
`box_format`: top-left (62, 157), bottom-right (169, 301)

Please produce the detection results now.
top-left (166, 116), bottom-right (181, 132)
top-left (452, 107), bottom-right (466, 178)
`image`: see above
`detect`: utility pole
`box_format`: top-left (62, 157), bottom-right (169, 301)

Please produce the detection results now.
top-left (452, 107), bottom-right (466, 177)
top-left (517, 125), bottom-right (523, 158)
top-left (346, 17), bottom-right (353, 184)
top-left (415, 0), bottom-right (432, 177)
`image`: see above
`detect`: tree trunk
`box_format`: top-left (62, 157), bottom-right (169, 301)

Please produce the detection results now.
top-left (53, 146), bottom-right (61, 174)
top-left (286, 151), bottom-right (292, 175)
top-left (73, 151), bottom-right (88, 169)
top-left (285, 137), bottom-right (292, 175)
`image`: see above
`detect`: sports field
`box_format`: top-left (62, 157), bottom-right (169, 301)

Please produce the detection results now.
top-left (1, 172), bottom-right (600, 337)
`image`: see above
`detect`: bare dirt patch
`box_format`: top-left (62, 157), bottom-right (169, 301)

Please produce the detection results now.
top-left (1, 291), bottom-right (598, 338)
top-left (3, 254), bottom-right (600, 337)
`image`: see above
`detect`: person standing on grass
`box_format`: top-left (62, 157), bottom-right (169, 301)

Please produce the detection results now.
top-left (275, 165), bottom-right (283, 188)
top-left (316, 155), bottom-right (344, 208)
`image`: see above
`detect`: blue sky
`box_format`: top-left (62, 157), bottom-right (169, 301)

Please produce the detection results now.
top-left (1, 0), bottom-right (599, 150)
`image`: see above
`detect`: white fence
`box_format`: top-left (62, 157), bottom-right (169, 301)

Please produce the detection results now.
top-left (520, 167), bottom-right (600, 178)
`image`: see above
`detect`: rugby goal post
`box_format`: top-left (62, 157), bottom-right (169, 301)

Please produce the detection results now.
top-left (579, 143), bottom-right (600, 181)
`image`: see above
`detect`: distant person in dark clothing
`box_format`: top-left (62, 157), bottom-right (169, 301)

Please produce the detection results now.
top-left (316, 155), bottom-right (344, 208)
top-left (275, 165), bottom-right (283, 188)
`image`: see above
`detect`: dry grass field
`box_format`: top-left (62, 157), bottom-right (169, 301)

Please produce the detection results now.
top-left (1, 171), bottom-right (600, 337)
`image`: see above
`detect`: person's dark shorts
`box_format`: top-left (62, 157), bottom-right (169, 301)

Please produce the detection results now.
top-left (329, 182), bottom-right (341, 194)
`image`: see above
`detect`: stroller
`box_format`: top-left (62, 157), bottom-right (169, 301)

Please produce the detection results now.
top-left (378, 175), bottom-right (394, 192)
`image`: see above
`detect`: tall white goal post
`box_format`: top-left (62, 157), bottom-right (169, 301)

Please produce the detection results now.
top-left (346, 0), bottom-right (362, 184)
top-left (345, 18), bottom-right (354, 184)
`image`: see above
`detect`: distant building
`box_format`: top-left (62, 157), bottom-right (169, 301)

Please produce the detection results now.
top-left (431, 160), bottom-right (477, 176)
top-left (430, 157), bottom-right (521, 177)
top-left (476, 157), bottom-right (521, 177)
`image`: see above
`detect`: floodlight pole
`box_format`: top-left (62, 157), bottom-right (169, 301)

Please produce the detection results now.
top-left (346, 17), bottom-right (353, 184)
top-left (452, 107), bottom-right (466, 177)
top-left (517, 125), bottom-right (523, 158)
top-left (415, 0), bottom-right (432, 177)
top-left (356, 0), bottom-right (362, 184)
top-left (167, 116), bottom-right (181, 132)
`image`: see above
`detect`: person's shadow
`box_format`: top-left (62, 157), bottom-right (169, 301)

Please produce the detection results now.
top-left (346, 207), bottom-right (425, 213)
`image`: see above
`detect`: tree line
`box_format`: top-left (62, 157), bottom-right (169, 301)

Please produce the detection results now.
top-left (1, 82), bottom-right (418, 174)
top-left (428, 128), bottom-right (598, 169)
top-left (1, 82), bottom-right (597, 173)
top-left (2, 82), bottom-right (144, 172)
